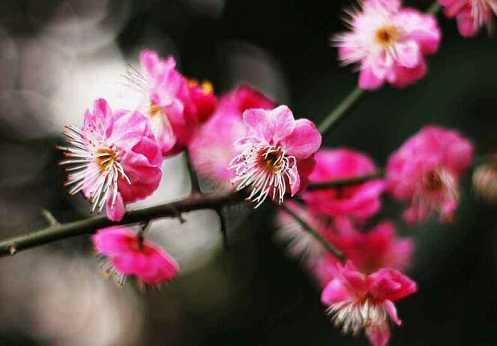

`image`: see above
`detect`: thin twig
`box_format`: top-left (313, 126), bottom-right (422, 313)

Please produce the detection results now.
top-left (427, 2), bottom-right (440, 14)
top-left (318, 87), bottom-right (365, 134)
top-left (280, 204), bottom-right (345, 261)
top-left (307, 171), bottom-right (384, 191)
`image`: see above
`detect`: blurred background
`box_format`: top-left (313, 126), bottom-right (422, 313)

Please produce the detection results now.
top-left (0, 0), bottom-right (497, 345)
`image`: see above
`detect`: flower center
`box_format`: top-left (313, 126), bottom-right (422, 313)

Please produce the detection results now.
top-left (423, 169), bottom-right (444, 191)
top-left (149, 101), bottom-right (163, 118)
top-left (413, 167), bottom-right (459, 221)
top-left (260, 147), bottom-right (286, 173)
top-left (96, 146), bottom-right (118, 172)
top-left (375, 25), bottom-right (401, 48)
top-left (230, 144), bottom-right (297, 207)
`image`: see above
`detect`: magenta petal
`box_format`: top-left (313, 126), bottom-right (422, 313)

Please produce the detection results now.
top-left (457, 15), bottom-right (479, 37)
top-left (366, 324), bottom-right (391, 346)
top-left (281, 119), bottom-right (322, 159)
top-left (321, 278), bottom-right (350, 305)
top-left (140, 50), bottom-right (158, 77)
top-left (92, 226), bottom-right (135, 256)
top-left (369, 268), bottom-right (417, 301)
top-left (106, 193), bottom-right (125, 222)
top-left (384, 300), bottom-right (402, 326)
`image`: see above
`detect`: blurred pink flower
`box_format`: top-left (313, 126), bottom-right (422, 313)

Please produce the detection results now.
top-left (139, 50), bottom-right (217, 156)
top-left (312, 221), bottom-right (414, 286)
top-left (439, 0), bottom-right (497, 37)
top-left (321, 261), bottom-right (417, 346)
top-left (275, 201), bottom-right (331, 259)
top-left (93, 226), bottom-right (179, 286)
top-left (302, 148), bottom-right (385, 222)
top-left (189, 85), bottom-right (274, 187)
top-left (60, 99), bottom-right (163, 221)
top-left (230, 106), bottom-right (321, 207)
top-left (386, 126), bottom-right (473, 224)
top-left (334, 0), bottom-right (441, 90)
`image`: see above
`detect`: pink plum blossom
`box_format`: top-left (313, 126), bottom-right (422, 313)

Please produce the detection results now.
top-left (92, 226), bottom-right (179, 286)
top-left (302, 148), bottom-right (385, 223)
top-left (321, 261), bottom-right (417, 346)
top-left (230, 106), bottom-right (322, 207)
top-left (312, 221), bottom-right (414, 286)
top-left (60, 98), bottom-right (163, 221)
top-left (386, 126), bottom-right (473, 224)
top-left (438, 0), bottom-right (497, 37)
top-left (139, 49), bottom-right (217, 156)
top-left (334, 0), bottom-right (441, 90)
top-left (189, 85), bottom-right (274, 188)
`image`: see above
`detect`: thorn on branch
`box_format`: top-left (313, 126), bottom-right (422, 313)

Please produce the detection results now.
top-left (172, 207), bottom-right (186, 224)
top-left (215, 208), bottom-right (229, 250)
top-left (41, 209), bottom-right (60, 227)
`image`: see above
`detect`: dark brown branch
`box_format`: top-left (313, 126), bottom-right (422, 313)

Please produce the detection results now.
top-left (306, 171), bottom-right (384, 191)
top-left (0, 191), bottom-right (243, 257)
top-left (0, 172), bottom-right (382, 258)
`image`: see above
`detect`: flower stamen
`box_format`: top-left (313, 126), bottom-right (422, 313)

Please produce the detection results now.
top-left (230, 144), bottom-right (297, 207)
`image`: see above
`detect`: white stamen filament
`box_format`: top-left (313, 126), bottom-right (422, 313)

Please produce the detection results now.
top-left (327, 299), bottom-right (388, 335)
top-left (472, 0), bottom-right (497, 29)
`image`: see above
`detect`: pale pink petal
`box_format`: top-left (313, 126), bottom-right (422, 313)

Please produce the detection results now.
top-left (395, 41), bottom-right (421, 68)
top-left (358, 66), bottom-right (385, 90)
top-left (268, 105), bottom-right (296, 143)
top-left (243, 108), bottom-right (273, 143)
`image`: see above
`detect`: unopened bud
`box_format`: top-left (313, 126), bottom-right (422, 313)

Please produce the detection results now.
top-left (473, 163), bottom-right (497, 203)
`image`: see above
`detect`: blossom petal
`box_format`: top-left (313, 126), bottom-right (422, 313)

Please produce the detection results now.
top-left (384, 300), bottom-right (402, 326)
top-left (366, 324), bottom-right (391, 346)
top-left (321, 278), bottom-right (351, 305)
top-left (281, 119), bottom-right (321, 159)
top-left (106, 193), bottom-right (125, 222)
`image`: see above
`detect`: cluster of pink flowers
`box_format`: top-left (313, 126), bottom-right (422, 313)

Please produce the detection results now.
top-left (55, 0), bottom-right (486, 342)
top-left (61, 49), bottom-right (323, 287)
top-left (275, 125), bottom-right (473, 345)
